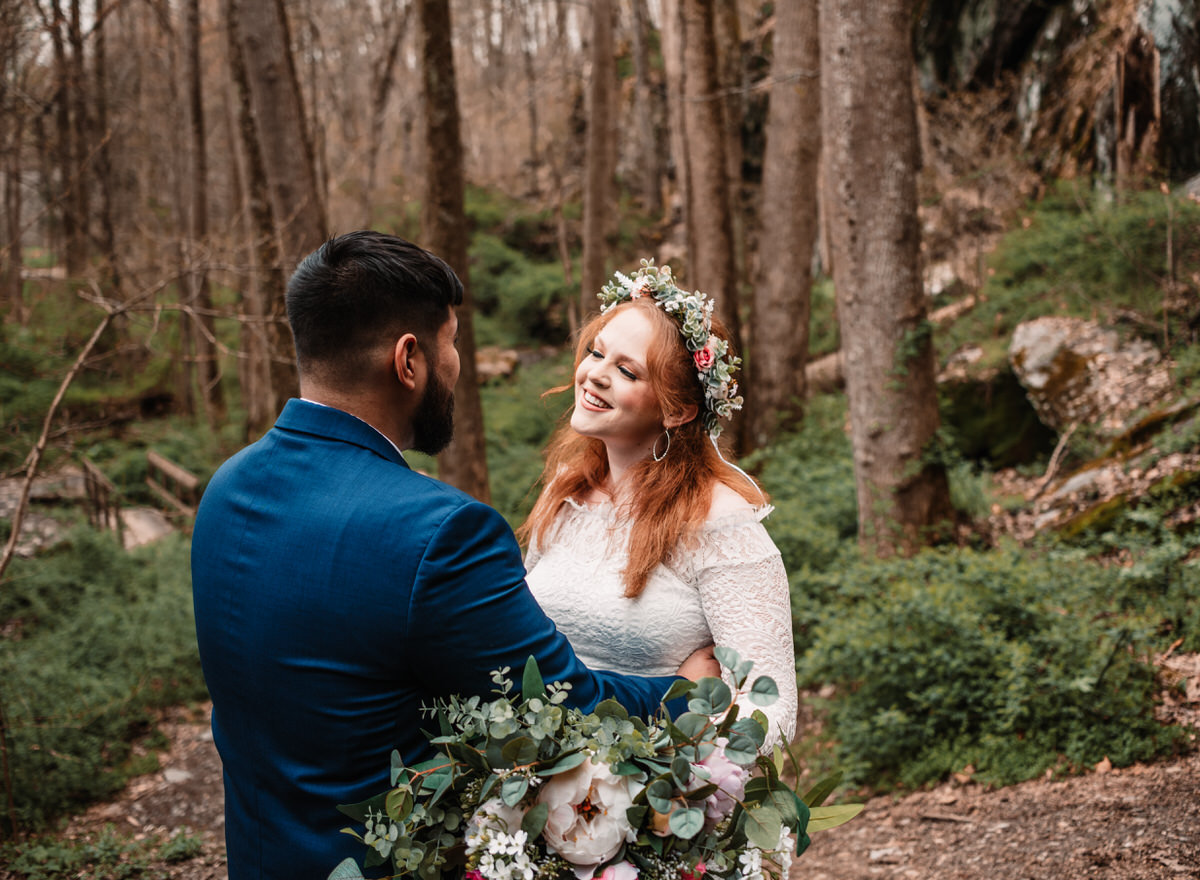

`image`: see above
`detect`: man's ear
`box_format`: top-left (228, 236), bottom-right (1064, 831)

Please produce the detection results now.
top-left (664, 403), bottom-right (699, 430)
top-left (393, 333), bottom-right (422, 391)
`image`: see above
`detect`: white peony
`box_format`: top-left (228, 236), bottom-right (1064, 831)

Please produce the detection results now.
top-left (536, 757), bottom-right (637, 866)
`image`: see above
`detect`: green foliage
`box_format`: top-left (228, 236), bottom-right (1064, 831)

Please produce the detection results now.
top-left (0, 529), bottom-right (207, 832)
top-left (939, 183), bottom-right (1200, 370)
top-left (0, 826), bottom-right (202, 878)
top-left (470, 234), bottom-right (573, 347)
top-left (746, 396), bottom-right (859, 582)
top-left (796, 546), bottom-right (1186, 789)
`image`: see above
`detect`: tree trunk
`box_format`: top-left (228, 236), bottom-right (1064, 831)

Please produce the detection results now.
top-left (515, 0), bottom-right (541, 197)
top-left (680, 0), bottom-right (740, 361)
top-left (92, 0), bottom-right (120, 295)
top-left (661, 0), bottom-right (687, 227)
top-left (820, 0), bottom-right (952, 556)
top-left (361, 3), bottom-right (408, 228)
top-left (187, 0), bottom-right (223, 422)
top-left (230, 0), bottom-right (327, 275)
top-left (226, 0), bottom-right (290, 435)
top-left (743, 0), bottom-right (820, 451)
top-left (66, 0), bottom-right (88, 272)
top-left (418, 0), bottom-right (491, 503)
top-left (580, 0), bottom-right (616, 318)
top-left (46, 0), bottom-right (79, 273)
top-left (714, 0), bottom-right (744, 278)
top-left (630, 0), bottom-right (663, 217)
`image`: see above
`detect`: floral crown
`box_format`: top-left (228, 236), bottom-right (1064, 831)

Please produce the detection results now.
top-left (597, 260), bottom-right (743, 437)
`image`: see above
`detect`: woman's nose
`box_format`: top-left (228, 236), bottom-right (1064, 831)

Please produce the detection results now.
top-left (584, 360), bottom-right (610, 386)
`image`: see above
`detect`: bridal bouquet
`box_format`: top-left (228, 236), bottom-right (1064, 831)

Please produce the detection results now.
top-left (328, 650), bottom-right (860, 880)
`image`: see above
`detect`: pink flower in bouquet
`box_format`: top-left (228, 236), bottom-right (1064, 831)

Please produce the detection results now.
top-left (680, 862), bottom-right (707, 880)
top-left (693, 343), bottom-right (716, 371)
top-left (536, 758), bottom-right (637, 866)
top-left (695, 740), bottom-right (748, 824)
top-left (599, 861), bottom-right (639, 880)
top-left (466, 872), bottom-right (485, 880)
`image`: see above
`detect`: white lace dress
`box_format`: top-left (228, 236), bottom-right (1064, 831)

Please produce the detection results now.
top-left (525, 498), bottom-right (798, 746)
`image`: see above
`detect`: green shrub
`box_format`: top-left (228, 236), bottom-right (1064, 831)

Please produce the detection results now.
top-left (0, 529), bottom-right (207, 833)
top-left (797, 546), bottom-right (1185, 789)
top-left (939, 183), bottom-right (1200, 370)
top-left (0, 826), bottom-right (202, 878)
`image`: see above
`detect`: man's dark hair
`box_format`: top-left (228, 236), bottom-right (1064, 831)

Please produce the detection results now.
top-left (285, 231), bottom-right (464, 381)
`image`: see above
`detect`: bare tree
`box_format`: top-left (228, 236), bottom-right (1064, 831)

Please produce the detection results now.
top-left (630, 0), bottom-right (664, 217)
top-left (226, 0), bottom-right (291, 433)
top-left (580, 0), bottom-right (616, 317)
top-left (680, 0), bottom-right (740, 352)
top-left (418, 0), bottom-right (491, 502)
top-left (229, 0), bottom-right (327, 274)
top-left (821, 0), bottom-right (952, 555)
top-left (187, 0), bottom-right (222, 421)
top-left (743, 0), bottom-right (820, 450)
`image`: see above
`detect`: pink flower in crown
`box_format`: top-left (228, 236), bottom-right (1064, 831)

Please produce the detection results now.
top-left (693, 342), bottom-right (717, 371)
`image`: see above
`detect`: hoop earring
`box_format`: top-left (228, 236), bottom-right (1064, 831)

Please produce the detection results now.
top-left (652, 429), bottom-right (672, 462)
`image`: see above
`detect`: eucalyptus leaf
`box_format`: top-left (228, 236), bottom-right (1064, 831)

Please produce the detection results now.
top-left (802, 771), bottom-right (844, 808)
top-left (521, 655), bottom-right (546, 701)
top-left (668, 807), bottom-right (705, 840)
top-left (500, 774), bottom-right (529, 807)
top-left (673, 713), bottom-right (711, 740)
top-left (747, 676), bottom-right (779, 707)
top-left (807, 803), bottom-right (865, 832)
top-left (645, 778), bottom-right (675, 813)
top-left (522, 802), bottom-right (549, 836)
top-left (730, 717), bottom-right (766, 748)
top-left (385, 787), bottom-right (413, 823)
top-left (501, 736), bottom-right (539, 767)
top-left (389, 750), bottom-right (406, 787)
top-left (363, 847), bottom-right (385, 869)
top-left (688, 678), bottom-right (732, 716)
top-left (670, 755), bottom-right (693, 788)
top-left (336, 792), bottom-right (389, 823)
top-left (326, 857), bottom-right (366, 880)
top-left (593, 698), bottom-right (630, 720)
top-left (428, 768), bottom-right (453, 806)
top-left (540, 751), bottom-right (587, 775)
top-left (713, 646), bottom-right (741, 670)
top-left (662, 678), bottom-right (698, 704)
top-left (743, 804), bottom-right (783, 850)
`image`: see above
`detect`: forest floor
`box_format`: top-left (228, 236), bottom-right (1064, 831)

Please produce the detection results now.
top-left (17, 688), bottom-right (1198, 880)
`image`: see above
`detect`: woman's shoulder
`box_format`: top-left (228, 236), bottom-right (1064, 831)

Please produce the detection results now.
top-left (705, 481), bottom-right (756, 522)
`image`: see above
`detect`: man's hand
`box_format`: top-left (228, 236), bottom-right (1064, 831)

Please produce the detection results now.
top-left (676, 644), bottom-right (719, 681)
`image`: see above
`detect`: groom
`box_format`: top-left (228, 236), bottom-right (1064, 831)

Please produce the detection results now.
top-left (191, 231), bottom-right (714, 880)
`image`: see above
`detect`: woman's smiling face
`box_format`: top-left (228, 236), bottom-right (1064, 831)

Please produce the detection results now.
top-left (570, 307), bottom-right (668, 456)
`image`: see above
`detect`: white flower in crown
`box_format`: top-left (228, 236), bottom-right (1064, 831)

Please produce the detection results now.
top-left (596, 260), bottom-right (743, 437)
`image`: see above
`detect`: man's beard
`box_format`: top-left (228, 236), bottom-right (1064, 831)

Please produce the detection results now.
top-left (411, 365), bottom-right (455, 456)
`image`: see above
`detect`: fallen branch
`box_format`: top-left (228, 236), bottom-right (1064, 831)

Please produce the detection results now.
top-left (0, 310), bottom-right (114, 586)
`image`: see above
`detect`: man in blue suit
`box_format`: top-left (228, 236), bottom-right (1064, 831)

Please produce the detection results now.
top-left (191, 232), bottom-right (715, 880)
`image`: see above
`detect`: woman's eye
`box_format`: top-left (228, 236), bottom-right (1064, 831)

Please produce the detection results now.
top-left (587, 346), bottom-right (604, 360)
top-left (618, 366), bottom-right (637, 380)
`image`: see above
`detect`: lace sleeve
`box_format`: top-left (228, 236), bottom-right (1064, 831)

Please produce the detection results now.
top-left (688, 517), bottom-right (798, 749)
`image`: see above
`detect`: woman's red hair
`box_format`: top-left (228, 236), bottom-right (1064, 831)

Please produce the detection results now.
top-left (518, 299), bottom-right (765, 597)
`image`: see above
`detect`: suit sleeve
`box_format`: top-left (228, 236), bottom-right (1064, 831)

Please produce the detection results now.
top-left (407, 500), bottom-right (686, 718)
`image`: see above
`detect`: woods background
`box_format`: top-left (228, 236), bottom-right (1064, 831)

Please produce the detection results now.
top-left (3, 0), bottom-right (1200, 851)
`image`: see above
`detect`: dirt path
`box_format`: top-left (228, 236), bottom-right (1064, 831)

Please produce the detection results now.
top-left (23, 702), bottom-right (1197, 880)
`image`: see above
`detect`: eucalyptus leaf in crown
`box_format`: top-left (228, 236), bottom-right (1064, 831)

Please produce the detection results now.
top-left (598, 262), bottom-right (744, 438)
top-left (328, 650), bottom-right (862, 880)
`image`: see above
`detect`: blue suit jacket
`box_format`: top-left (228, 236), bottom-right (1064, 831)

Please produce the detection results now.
top-left (191, 400), bottom-right (684, 879)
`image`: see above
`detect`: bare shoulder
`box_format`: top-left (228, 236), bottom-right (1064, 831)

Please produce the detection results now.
top-left (706, 481), bottom-right (755, 521)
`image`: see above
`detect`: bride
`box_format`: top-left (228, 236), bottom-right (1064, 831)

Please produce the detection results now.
top-left (519, 263), bottom-right (797, 747)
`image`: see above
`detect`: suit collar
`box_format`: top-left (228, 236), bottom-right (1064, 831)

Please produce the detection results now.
top-left (275, 398), bottom-right (410, 468)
